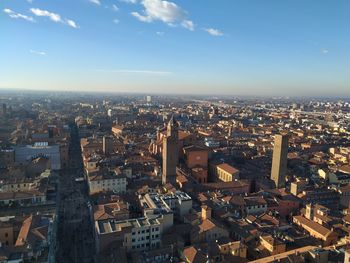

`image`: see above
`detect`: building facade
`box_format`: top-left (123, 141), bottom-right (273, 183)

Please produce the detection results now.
top-left (88, 171), bottom-right (127, 195)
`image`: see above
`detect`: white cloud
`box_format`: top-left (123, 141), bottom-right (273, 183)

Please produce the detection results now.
top-left (30, 8), bottom-right (79, 28)
top-left (156, 31), bottom-right (164, 36)
top-left (181, 20), bottom-right (194, 31)
top-left (131, 0), bottom-right (194, 30)
top-left (66, 19), bottom-right (79, 28)
top-left (30, 49), bottom-right (46, 56)
top-left (89, 0), bottom-right (101, 5)
top-left (30, 8), bottom-right (61, 22)
top-left (27, 0), bottom-right (33, 3)
top-left (204, 28), bottom-right (224, 36)
top-left (3, 8), bottom-right (35, 22)
top-left (113, 19), bottom-right (120, 24)
top-left (131, 11), bottom-right (152, 22)
top-left (112, 4), bottom-right (119, 11)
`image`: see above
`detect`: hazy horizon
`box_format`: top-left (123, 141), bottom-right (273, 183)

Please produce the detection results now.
top-left (2, 0), bottom-right (350, 96)
top-left (1, 87), bottom-right (350, 100)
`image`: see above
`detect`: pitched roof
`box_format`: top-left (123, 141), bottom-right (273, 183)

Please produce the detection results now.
top-left (15, 215), bottom-right (32, 247)
top-left (217, 163), bottom-right (239, 174)
top-left (183, 246), bottom-right (207, 263)
top-left (293, 215), bottom-right (335, 238)
top-left (93, 202), bottom-right (128, 221)
top-left (198, 219), bottom-right (216, 233)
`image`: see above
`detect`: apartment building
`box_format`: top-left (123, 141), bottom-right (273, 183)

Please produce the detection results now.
top-left (95, 216), bottom-right (164, 253)
top-left (139, 191), bottom-right (192, 222)
top-left (87, 169), bottom-right (127, 195)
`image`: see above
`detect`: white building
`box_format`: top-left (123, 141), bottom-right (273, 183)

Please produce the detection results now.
top-left (87, 170), bottom-right (127, 195)
top-left (160, 192), bottom-right (192, 219)
top-left (96, 216), bottom-right (163, 253)
top-left (95, 190), bottom-right (191, 254)
top-left (146, 96), bottom-right (152, 103)
top-left (139, 191), bottom-right (192, 222)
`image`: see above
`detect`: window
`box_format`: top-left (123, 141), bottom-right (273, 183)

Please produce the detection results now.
top-left (5, 233), bottom-right (8, 237)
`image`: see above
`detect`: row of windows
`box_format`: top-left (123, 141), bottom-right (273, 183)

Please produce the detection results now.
top-left (247, 205), bottom-right (266, 210)
top-left (131, 242), bottom-right (160, 250)
top-left (131, 227), bottom-right (159, 235)
top-left (131, 234), bottom-right (159, 242)
top-left (132, 229), bottom-right (149, 235)
top-left (132, 234), bottom-right (159, 242)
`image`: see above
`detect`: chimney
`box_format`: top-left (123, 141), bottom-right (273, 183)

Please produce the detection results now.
top-left (305, 203), bottom-right (314, 220)
top-left (201, 205), bottom-right (212, 221)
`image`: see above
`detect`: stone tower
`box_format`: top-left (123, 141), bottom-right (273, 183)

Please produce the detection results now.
top-left (162, 115), bottom-right (179, 185)
top-left (103, 136), bottom-right (113, 155)
top-left (271, 134), bottom-right (289, 188)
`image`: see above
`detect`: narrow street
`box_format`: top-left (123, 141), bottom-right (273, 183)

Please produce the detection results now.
top-left (56, 123), bottom-right (95, 263)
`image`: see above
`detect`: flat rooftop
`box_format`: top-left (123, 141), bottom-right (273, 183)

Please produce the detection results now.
top-left (97, 217), bottom-right (160, 234)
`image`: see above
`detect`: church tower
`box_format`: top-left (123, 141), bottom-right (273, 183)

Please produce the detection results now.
top-left (162, 115), bottom-right (179, 185)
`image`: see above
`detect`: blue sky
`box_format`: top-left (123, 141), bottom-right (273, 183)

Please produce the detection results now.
top-left (1, 0), bottom-right (350, 96)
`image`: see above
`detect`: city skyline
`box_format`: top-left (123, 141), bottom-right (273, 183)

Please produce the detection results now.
top-left (1, 90), bottom-right (350, 262)
top-left (2, 0), bottom-right (350, 96)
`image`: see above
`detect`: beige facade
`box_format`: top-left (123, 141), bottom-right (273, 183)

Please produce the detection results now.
top-left (88, 176), bottom-right (127, 195)
top-left (260, 235), bottom-right (286, 255)
top-left (211, 163), bottom-right (240, 182)
top-left (293, 215), bottom-right (338, 246)
top-left (218, 241), bottom-right (247, 258)
top-left (1, 180), bottom-right (37, 192)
